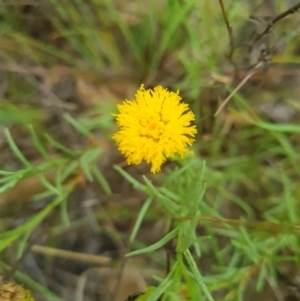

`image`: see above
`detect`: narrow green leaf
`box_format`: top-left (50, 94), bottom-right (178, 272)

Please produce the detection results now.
top-left (55, 164), bottom-right (64, 194)
top-left (144, 262), bottom-right (178, 301)
top-left (64, 113), bottom-right (90, 137)
top-left (0, 170), bottom-right (15, 175)
top-left (158, 187), bottom-right (180, 202)
top-left (184, 249), bottom-right (215, 301)
top-left (235, 112), bottom-right (300, 133)
top-left (143, 176), bottom-right (180, 215)
top-left (80, 148), bottom-right (103, 181)
top-left (4, 128), bottom-right (32, 168)
top-left (0, 178), bottom-right (19, 193)
top-left (176, 214), bottom-right (199, 253)
top-left (0, 176), bottom-right (13, 184)
top-left (114, 165), bottom-right (146, 191)
top-left (39, 174), bottom-right (60, 196)
top-left (256, 261), bottom-right (267, 292)
top-left (60, 198), bottom-right (70, 227)
top-left (130, 197), bottom-right (153, 244)
top-left (0, 195), bottom-right (64, 252)
top-left (92, 166), bottom-right (112, 195)
top-left (239, 227), bottom-right (259, 263)
top-left (45, 134), bottom-right (78, 156)
top-left (255, 121), bottom-right (300, 133)
top-left (28, 125), bottom-right (51, 160)
top-left (188, 183), bottom-right (206, 216)
top-left (126, 227), bottom-right (178, 257)
top-left (61, 160), bottom-right (78, 181)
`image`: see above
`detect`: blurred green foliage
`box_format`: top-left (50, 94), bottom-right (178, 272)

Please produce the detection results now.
top-left (0, 1), bottom-right (300, 301)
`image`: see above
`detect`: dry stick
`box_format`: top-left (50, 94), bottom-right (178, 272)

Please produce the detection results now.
top-left (247, 3), bottom-right (300, 70)
top-left (214, 61), bottom-right (263, 117)
top-left (31, 245), bottom-right (112, 266)
top-left (215, 2), bottom-right (300, 117)
top-left (199, 216), bottom-right (300, 234)
top-left (252, 2), bottom-right (300, 45)
top-left (218, 0), bottom-right (235, 62)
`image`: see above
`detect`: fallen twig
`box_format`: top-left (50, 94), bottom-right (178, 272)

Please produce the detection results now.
top-left (218, 0), bottom-right (235, 62)
top-left (251, 2), bottom-right (300, 45)
top-left (214, 62), bottom-right (263, 117)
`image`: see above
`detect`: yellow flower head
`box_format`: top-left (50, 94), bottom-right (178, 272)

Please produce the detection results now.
top-left (112, 85), bottom-right (197, 173)
top-left (0, 281), bottom-right (36, 301)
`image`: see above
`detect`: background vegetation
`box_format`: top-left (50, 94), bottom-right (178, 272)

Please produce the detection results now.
top-left (1, 0), bottom-right (300, 300)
